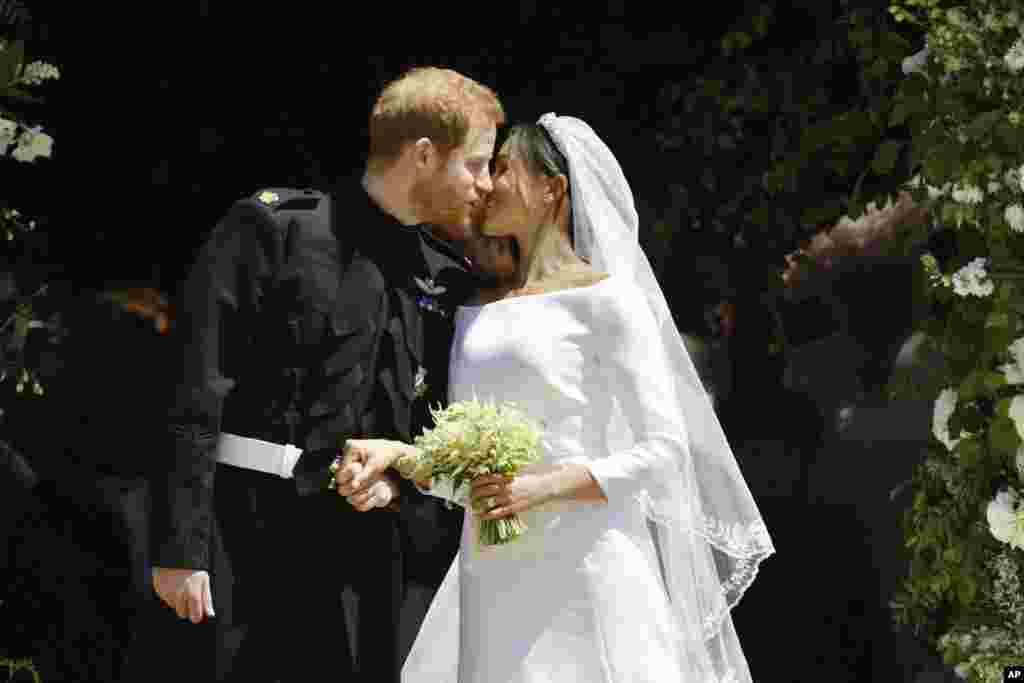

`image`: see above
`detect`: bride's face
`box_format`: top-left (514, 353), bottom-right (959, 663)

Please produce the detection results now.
top-left (479, 139), bottom-right (549, 240)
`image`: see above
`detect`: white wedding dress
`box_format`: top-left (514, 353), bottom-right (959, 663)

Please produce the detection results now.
top-left (402, 274), bottom-right (752, 683)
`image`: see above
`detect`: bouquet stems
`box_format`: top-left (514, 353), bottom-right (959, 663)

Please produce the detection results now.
top-left (478, 514), bottom-right (529, 546)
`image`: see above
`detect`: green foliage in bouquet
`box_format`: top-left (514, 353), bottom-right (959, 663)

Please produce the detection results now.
top-left (404, 399), bottom-right (543, 546)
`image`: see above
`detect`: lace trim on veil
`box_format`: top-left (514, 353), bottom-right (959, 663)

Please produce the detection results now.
top-left (699, 517), bottom-right (773, 640)
top-left (636, 490), bottom-right (775, 642)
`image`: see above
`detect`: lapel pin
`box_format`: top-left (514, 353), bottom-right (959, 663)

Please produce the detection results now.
top-left (414, 365), bottom-right (429, 398)
top-left (413, 276), bottom-right (447, 296)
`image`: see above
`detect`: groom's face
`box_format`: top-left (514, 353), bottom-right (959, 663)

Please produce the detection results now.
top-left (411, 117), bottom-right (497, 242)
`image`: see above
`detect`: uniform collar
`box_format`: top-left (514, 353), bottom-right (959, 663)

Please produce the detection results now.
top-left (349, 181), bottom-right (472, 287)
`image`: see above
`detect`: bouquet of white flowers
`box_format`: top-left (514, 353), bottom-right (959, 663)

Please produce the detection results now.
top-left (395, 398), bottom-right (542, 546)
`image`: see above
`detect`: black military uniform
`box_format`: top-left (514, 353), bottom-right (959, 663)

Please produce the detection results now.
top-left (135, 182), bottom-right (473, 682)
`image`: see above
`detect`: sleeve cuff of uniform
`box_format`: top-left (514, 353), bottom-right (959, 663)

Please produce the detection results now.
top-left (292, 448), bottom-right (337, 496)
top-left (153, 540), bottom-right (210, 573)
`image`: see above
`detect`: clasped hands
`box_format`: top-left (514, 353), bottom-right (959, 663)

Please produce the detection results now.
top-left (331, 439), bottom-right (406, 511)
top-left (333, 438), bottom-right (565, 518)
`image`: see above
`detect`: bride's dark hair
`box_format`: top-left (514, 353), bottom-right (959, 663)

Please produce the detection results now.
top-left (504, 123), bottom-right (573, 243)
top-left (506, 124), bottom-right (569, 180)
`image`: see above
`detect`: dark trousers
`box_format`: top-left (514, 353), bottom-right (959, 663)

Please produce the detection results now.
top-left (125, 463), bottom-right (408, 682)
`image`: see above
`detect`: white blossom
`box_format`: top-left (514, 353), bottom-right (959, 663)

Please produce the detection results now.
top-left (11, 126), bottom-right (53, 163)
top-left (1012, 395), bottom-right (1024, 441)
top-left (986, 488), bottom-right (1024, 550)
top-left (1005, 168), bottom-right (1021, 192)
top-left (951, 182), bottom-right (984, 205)
top-left (1007, 203), bottom-right (1024, 232)
top-left (927, 183), bottom-right (950, 199)
top-left (1001, 360), bottom-right (1024, 383)
top-left (988, 180), bottom-right (1003, 194)
top-left (902, 46), bottom-right (930, 75)
top-left (1005, 37), bottom-right (1024, 73)
top-left (19, 60), bottom-right (60, 86)
top-left (1009, 337), bottom-right (1024, 368)
top-left (0, 116), bottom-right (17, 153)
top-left (942, 624), bottom-right (1022, 680)
top-left (1017, 445), bottom-right (1024, 480)
top-left (933, 388), bottom-right (962, 451)
top-left (989, 550), bottom-right (1024, 628)
top-left (951, 257), bottom-right (995, 297)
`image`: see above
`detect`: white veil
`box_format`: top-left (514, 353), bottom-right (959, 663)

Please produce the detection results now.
top-left (538, 113), bottom-right (774, 680)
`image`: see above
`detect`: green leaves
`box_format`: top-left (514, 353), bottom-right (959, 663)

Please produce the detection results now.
top-left (955, 437), bottom-right (982, 466)
top-left (0, 39), bottom-right (24, 91)
top-left (955, 574), bottom-right (977, 606)
top-left (987, 415), bottom-right (1020, 456)
top-left (957, 368), bottom-right (1007, 403)
top-left (966, 110), bottom-right (1004, 142)
top-left (925, 142), bottom-right (961, 184)
top-left (720, 31), bottom-right (754, 54)
top-left (993, 121), bottom-right (1023, 156)
top-left (872, 139), bottom-right (906, 174)
top-left (0, 657), bottom-right (41, 683)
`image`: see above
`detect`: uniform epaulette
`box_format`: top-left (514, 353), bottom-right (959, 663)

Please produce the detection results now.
top-left (250, 187), bottom-right (325, 212)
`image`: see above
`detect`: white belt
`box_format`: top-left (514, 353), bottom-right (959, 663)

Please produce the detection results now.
top-left (215, 433), bottom-right (303, 479)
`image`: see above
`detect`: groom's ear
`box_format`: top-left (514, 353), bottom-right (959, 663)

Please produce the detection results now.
top-left (412, 137), bottom-right (438, 172)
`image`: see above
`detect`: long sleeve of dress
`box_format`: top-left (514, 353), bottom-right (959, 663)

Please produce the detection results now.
top-left (152, 200), bottom-right (280, 570)
top-left (582, 282), bottom-right (688, 506)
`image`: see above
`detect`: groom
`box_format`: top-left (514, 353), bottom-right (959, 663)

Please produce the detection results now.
top-left (139, 67), bottom-right (504, 682)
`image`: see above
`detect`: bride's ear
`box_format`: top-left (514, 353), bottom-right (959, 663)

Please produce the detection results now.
top-left (545, 174), bottom-right (569, 204)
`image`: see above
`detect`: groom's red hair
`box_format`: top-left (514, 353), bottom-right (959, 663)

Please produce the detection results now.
top-left (368, 67), bottom-right (504, 168)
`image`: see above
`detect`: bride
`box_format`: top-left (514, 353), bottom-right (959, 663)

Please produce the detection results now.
top-left (339, 113), bottom-right (774, 682)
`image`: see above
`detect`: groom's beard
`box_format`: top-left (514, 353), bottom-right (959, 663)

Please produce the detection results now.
top-left (411, 177), bottom-right (481, 243)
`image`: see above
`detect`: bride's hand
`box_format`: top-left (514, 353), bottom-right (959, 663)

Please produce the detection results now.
top-left (469, 463), bottom-right (562, 520)
top-left (334, 439), bottom-right (406, 496)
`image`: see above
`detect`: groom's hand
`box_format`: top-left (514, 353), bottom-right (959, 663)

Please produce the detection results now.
top-left (334, 439), bottom-right (404, 496)
top-left (345, 472), bottom-right (401, 512)
top-left (152, 567), bottom-right (215, 624)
